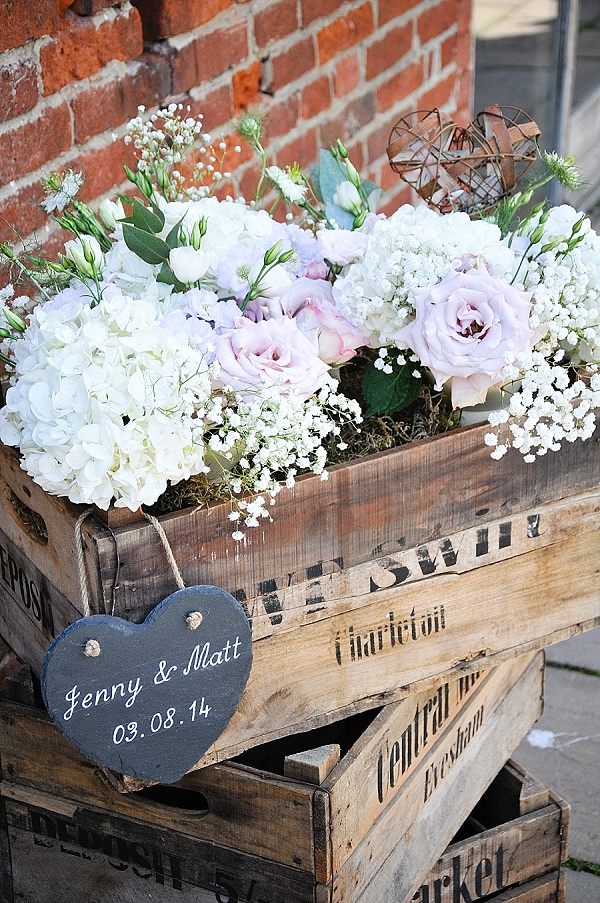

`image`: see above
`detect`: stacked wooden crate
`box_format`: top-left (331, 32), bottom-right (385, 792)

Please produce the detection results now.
top-left (0, 638), bottom-right (566, 902)
top-left (0, 415), bottom-right (596, 900)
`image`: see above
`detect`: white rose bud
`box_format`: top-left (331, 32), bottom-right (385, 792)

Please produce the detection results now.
top-left (247, 260), bottom-right (293, 298)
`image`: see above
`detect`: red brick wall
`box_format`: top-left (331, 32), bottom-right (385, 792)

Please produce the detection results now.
top-left (0, 0), bottom-right (473, 248)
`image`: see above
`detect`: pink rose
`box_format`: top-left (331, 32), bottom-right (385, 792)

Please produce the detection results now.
top-left (265, 278), bottom-right (368, 365)
top-left (317, 229), bottom-right (368, 266)
top-left (213, 316), bottom-right (331, 400)
top-left (398, 266), bottom-right (534, 408)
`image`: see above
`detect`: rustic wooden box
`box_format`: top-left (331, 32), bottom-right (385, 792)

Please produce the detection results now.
top-left (0, 652), bottom-right (546, 903)
top-left (1, 423), bottom-right (598, 773)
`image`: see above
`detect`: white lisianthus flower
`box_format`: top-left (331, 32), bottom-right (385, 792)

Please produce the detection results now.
top-left (333, 181), bottom-right (362, 215)
top-left (169, 246), bottom-right (211, 284)
top-left (98, 198), bottom-right (126, 231)
top-left (247, 260), bottom-right (293, 298)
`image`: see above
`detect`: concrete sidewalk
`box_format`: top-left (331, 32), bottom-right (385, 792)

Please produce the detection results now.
top-left (514, 628), bottom-right (600, 902)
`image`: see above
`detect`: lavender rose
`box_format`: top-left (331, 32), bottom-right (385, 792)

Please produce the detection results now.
top-left (213, 316), bottom-right (331, 401)
top-left (397, 266), bottom-right (534, 408)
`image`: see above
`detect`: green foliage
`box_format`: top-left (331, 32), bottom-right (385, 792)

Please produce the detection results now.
top-left (361, 359), bottom-right (422, 416)
top-left (122, 224), bottom-right (170, 266)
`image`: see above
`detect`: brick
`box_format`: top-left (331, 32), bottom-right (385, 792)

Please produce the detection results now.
top-left (301, 0), bottom-right (341, 27)
top-left (275, 126), bottom-right (318, 168)
top-left (367, 115), bottom-right (396, 163)
top-left (264, 94), bottom-right (300, 139)
top-left (0, 180), bottom-right (46, 246)
top-left (238, 160), bottom-right (265, 204)
top-left (0, 57), bottom-right (39, 120)
top-left (334, 53), bottom-right (359, 97)
top-left (441, 34), bottom-right (456, 69)
top-left (72, 0), bottom-right (120, 14)
top-left (366, 22), bottom-right (413, 81)
top-left (0, 102), bottom-right (72, 185)
top-left (254, 0), bottom-right (299, 48)
top-left (0, 0), bottom-right (58, 54)
top-left (317, 3), bottom-right (374, 64)
top-left (378, 0), bottom-right (420, 26)
top-left (376, 59), bottom-right (423, 112)
top-left (418, 0), bottom-right (458, 45)
top-left (271, 36), bottom-right (315, 90)
top-left (72, 135), bottom-right (136, 203)
top-left (135, 50), bottom-right (173, 104)
top-left (232, 60), bottom-right (262, 112)
top-left (72, 79), bottom-right (126, 145)
top-left (40, 7), bottom-right (143, 95)
top-left (132, 0), bottom-right (231, 40)
top-left (418, 70), bottom-right (456, 110)
top-left (194, 21), bottom-right (249, 83)
top-left (319, 92), bottom-right (376, 147)
top-left (169, 40), bottom-right (198, 95)
top-left (302, 74), bottom-right (331, 120)
top-left (379, 177), bottom-right (413, 210)
top-left (96, 6), bottom-right (144, 64)
top-left (189, 83), bottom-right (232, 131)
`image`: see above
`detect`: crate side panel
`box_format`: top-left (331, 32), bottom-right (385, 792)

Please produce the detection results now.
top-left (4, 788), bottom-right (316, 903)
top-left (0, 703), bottom-right (316, 871)
top-left (337, 652), bottom-right (545, 903)
top-left (191, 530), bottom-right (599, 768)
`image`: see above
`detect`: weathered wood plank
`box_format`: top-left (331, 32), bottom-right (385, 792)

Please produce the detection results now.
top-left (184, 530), bottom-right (598, 772)
top-left (339, 653), bottom-right (544, 902)
top-left (3, 787), bottom-right (317, 903)
top-left (93, 424), bottom-right (600, 624)
top-left (479, 872), bottom-right (565, 903)
top-left (410, 777), bottom-right (569, 902)
top-left (284, 744), bottom-right (341, 785)
top-left (0, 703), bottom-right (316, 871)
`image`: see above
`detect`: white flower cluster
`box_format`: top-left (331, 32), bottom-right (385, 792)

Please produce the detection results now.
top-left (0, 287), bottom-right (213, 510)
top-left (207, 383), bottom-right (362, 538)
top-left (483, 206), bottom-right (600, 459)
top-left (333, 204), bottom-right (514, 348)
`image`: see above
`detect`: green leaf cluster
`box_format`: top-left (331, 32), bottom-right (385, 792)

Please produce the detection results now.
top-left (361, 358), bottom-right (422, 416)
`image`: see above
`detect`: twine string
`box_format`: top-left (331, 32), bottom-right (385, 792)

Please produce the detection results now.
top-left (142, 510), bottom-right (185, 591)
top-left (75, 508), bottom-right (96, 618)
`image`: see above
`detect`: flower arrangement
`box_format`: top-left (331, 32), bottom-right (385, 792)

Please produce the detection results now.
top-left (0, 103), bottom-right (598, 537)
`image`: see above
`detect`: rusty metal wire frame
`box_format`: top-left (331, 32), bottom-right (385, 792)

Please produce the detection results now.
top-left (387, 105), bottom-right (541, 214)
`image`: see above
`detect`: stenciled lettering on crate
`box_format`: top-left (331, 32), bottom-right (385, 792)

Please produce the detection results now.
top-left (1, 654), bottom-right (545, 903)
top-left (241, 491), bottom-right (600, 639)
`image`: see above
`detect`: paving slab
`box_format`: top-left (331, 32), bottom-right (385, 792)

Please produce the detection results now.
top-left (563, 867), bottom-right (600, 903)
top-left (546, 627), bottom-right (600, 672)
top-left (514, 665), bottom-right (600, 863)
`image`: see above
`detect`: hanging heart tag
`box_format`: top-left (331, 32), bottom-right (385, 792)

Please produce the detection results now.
top-left (41, 585), bottom-right (252, 784)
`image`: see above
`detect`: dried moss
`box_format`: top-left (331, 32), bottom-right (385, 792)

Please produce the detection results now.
top-left (148, 359), bottom-right (460, 517)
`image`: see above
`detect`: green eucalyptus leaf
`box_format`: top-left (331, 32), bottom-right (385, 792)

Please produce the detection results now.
top-left (132, 198), bottom-right (165, 234)
top-left (309, 162), bottom-right (323, 202)
top-left (156, 264), bottom-right (185, 292)
top-left (318, 148), bottom-right (347, 205)
top-left (362, 359), bottom-right (422, 416)
top-left (122, 224), bottom-right (171, 266)
top-left (166, 219), bottom-right (184, 250)
top-left (324, 200), bottom-right (355, 231)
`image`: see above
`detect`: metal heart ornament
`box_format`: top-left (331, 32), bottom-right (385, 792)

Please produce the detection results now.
top-left (387, 105), bottom-right (541, 214)
top-left (41, 585), bottom-right (252, 784)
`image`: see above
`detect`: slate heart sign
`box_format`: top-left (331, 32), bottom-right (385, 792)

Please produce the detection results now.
top-left (41, 585), bottom-right (252, 784)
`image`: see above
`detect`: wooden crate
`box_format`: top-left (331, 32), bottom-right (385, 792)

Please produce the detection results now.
top-left (1, 423), bottom-right (599, 773)
top-left (386, 760), bottom-right (569, 903)
top-left (0, 652), bottom-right (544, 903)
